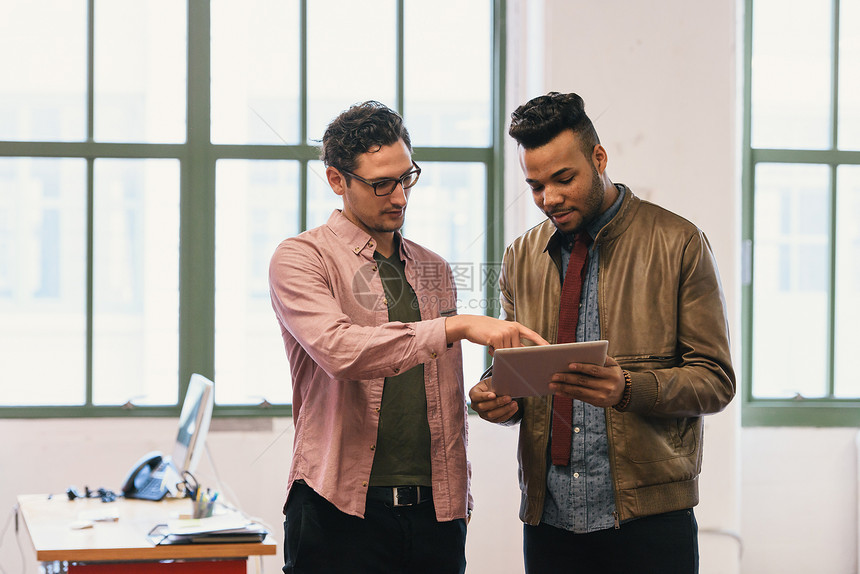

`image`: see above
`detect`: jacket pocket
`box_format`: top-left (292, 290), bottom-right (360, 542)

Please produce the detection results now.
top-left (614, 413), bottom-right (699, 464)
top-left (611, 354), bottom-right (700, 469)
top-left (615, 353), bottom-right (678, 370)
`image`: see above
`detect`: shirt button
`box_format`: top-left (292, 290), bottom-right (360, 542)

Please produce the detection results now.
top-left (430, 351), bottom-right (437, 359)
top-left (574, 427), bottom-right (581, 433)
top-left (573, 472), bottom-right (580, 478)
top-left (382, 297), bottom-right (388, 305)
top-left (370, 445), bottom-right (376, 451)
top-left (362, 481), bottom-right (368, 487)
top-left (375, 407), bottom-right (380, 413)
top-left (372, 265), bottom-right (378, 272)
top-left (353, 246), bottom-right (361, 254)
top-left (393, 367), bottom-right (400, 374)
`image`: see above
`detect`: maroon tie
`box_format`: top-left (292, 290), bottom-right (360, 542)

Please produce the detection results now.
top-left (550, 233), bottom-right (589, 466)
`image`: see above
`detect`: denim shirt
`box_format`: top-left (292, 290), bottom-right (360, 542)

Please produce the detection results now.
top-left (541, 185), bottom-right (625, 533)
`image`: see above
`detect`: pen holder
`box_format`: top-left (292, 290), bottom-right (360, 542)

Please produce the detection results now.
top-left (192, 489), bottom-right (217, 519)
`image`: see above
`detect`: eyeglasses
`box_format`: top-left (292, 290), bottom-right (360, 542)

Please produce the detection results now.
top-left (339, 161), bottom-right (421, 196)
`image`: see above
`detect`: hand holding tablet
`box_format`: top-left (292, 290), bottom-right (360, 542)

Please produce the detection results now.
top-left (488, 340), bottom-right (609, 398)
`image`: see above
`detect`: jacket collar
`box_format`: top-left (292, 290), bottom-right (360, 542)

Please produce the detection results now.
top-left (541, 184), bottom-right (640, 253)
top-left (594, 184), bottom-right (640, 244)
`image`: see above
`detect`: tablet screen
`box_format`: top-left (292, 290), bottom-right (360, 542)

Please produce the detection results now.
top-left (489, 340), bottom-right (609, 398)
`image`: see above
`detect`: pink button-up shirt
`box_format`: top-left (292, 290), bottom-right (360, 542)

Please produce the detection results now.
top-left (269, 210), bottom-right (471, 521)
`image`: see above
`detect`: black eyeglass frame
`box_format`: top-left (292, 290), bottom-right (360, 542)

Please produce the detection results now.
top-left (338, 160), bottom-right (422, 197)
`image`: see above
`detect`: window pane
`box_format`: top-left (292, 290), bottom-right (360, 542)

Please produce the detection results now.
top-left (306, 160), bottom-right (343, 230)
top-left (215, 160), bottom-right (298, 405)
top-left (751, 0), bottom-right (832, 149)
top-left (752, 164), bottom-right (830, 398)
top-left (402, 162), bottom-right (488, 385)
top-left (0, 2), bottom-right (86, 141)
top-left (0, 159), bottom-right (87, 405)
top-left (834, 166), bottom-right (860, 397)
top-left (405, 0), bottom-right (492, 147)
top-left (306, 0), bottom-right (396, 144)
top-left (211, 0), bottom-right (300, 144)
top-left (92, 159), bottom-right (180, 405)
top-left (839, 0), bottom-right (860, 150)
top-left (94, 0), bottom-right (187, 143)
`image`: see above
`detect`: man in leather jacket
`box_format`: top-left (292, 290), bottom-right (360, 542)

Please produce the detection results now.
top-left (469, 92), bottom-right (736, 574)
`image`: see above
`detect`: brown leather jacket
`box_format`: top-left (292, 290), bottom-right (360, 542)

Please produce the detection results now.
top-left (497, 186), bottom-right (736, 525)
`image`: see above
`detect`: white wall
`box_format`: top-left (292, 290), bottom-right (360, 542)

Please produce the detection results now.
top-left (741, 427), bottom-right (858, 573)
top-left (2, 2), bottom-right (857, 574)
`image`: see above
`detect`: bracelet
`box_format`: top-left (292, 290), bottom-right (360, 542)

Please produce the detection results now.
top-left (613, 370), bottom-right (633, 411)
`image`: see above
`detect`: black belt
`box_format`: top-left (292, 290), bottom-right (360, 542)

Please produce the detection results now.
top-left (367, 485), bottom-right (432, 507)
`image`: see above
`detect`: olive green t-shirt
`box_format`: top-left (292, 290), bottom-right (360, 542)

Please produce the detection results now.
top-left (368, 246), bottom-right (432, 487)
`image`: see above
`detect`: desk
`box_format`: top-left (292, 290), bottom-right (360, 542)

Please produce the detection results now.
top-left (17, 494), bottom-right (277, 573)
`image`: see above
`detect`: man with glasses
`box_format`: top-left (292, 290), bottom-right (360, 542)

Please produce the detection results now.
top-left (269, 100), bottom-right (546, 574)
top-left (469, 92), bottom-right (736, 573)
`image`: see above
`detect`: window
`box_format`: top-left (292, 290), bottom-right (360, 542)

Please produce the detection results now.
top-left (0, 0), bottom-right (504, 417)
top-left (743, 0), bottom-right (860, 426)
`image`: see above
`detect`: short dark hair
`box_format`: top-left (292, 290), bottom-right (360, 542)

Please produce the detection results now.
top-left (508, 92), bottom-right (600, 156)
top-left (320, 101), bottom-right (412, 176)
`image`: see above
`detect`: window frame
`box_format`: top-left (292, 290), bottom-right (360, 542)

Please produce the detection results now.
top-left (0, 0), bottom-right (507, 419)
top-left (742, 0), bottom-right (860, 426)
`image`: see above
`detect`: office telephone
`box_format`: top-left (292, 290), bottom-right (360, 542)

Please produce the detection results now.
top-left (121, 451), bottom-right (172, 501)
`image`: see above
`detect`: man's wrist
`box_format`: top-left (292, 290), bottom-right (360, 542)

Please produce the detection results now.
top-left (444, 315), bottom-right (461, 344)
top-left (612, 370), bottom-right (633, 411)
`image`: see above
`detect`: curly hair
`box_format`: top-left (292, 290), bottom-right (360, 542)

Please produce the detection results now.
top-left (508, 92), bottom-right (599, 156)
top-left (320, 101), bottom-right (412, 177)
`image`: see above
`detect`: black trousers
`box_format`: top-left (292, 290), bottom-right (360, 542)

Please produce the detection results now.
top-left (282, 481), bottom-right (467, 574)
top-left (524, 508), bottom-right (699, 574)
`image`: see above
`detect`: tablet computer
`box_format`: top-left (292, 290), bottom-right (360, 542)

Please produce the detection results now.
top-left (488, 340), bottom-right (609, 398)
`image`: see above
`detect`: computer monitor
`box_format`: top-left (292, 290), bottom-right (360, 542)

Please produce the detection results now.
top-left (170, 373), bottom-right (214, 475)
top-left (122, 373), bottom-right (216, 500)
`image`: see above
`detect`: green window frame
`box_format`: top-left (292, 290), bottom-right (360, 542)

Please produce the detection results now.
top-left (742, 0), bottom-right (860, 426)
top-left (0, 0), bottom-right (507, 418)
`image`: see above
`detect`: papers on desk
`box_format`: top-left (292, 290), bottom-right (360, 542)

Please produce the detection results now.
top-left (148, 513), bottom-right (268, 545)
top-left (69, 507), bottom-right (121, 529)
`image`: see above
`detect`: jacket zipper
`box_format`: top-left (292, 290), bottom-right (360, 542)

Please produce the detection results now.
top-left (605, 408), bottom-right (622, 529)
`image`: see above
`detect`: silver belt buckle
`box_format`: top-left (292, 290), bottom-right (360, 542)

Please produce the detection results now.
top-left (392, 486), bottom-right (415, 507)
